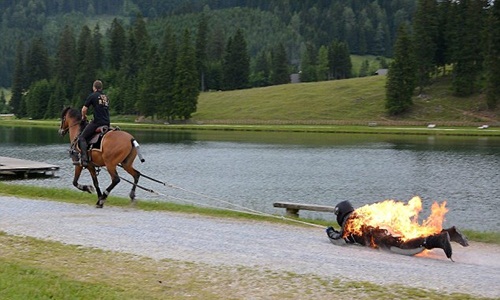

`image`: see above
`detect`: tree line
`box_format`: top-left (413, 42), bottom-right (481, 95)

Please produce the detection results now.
top-left (1, 0), bottom-right (417, 87)
top-left (8, 9), bottom-right (354, 120)
top-left (9, 15), bottom-right (200, 121)
top-left (386, 0), bottom-right (499, 115)
top-left (2, 0), bottom-right (499, 119)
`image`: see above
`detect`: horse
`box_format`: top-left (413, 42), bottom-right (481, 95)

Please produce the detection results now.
top-left (58, 106), bottom-right (144, 208)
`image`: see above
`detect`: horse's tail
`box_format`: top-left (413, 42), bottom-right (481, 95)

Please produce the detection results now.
top-left (131, 139), bottom-right (145, 163)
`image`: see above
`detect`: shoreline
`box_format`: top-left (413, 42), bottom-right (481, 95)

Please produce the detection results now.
top-left (2, 119), bottom-right (500, 137)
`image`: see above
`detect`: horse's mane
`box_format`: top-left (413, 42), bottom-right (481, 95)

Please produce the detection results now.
top-left (61, 106), bottom-right (81, 120)
top-left (61, 107), bottom-right (87, 131)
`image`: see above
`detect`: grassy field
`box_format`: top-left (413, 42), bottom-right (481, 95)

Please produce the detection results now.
top-left (193, 75), bottom-right (498, 125)
top-left (1, 232), bottom-right (488, 300)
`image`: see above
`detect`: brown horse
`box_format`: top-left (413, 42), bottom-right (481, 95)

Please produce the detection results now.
top-left (58, 107), bottom-right (143, 208)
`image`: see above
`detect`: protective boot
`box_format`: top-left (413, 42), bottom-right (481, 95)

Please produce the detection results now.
top-left (424, 232), bottom-right (452, 260)
top-left (443, 226), bottom-right (469, 247)
top-left (79, 140), bottom-right (89, 167)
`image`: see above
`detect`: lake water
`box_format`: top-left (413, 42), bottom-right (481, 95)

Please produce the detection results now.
top-left (1, 125), bottom-right (499, 232)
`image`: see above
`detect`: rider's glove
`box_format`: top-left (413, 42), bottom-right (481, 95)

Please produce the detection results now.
top-left (326, 226), bottom-right (342, 240)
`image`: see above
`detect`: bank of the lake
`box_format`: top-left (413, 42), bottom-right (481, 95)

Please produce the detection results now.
top-left (1, 118), bottom-right (500, 137)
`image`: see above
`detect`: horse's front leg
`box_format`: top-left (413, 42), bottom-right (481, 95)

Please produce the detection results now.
top-left (86, 166), bottom-right (102, 200)
top-left (73, 165), bottom-right (95, 193)
top-left (96, 165), bottom-right (120, 208)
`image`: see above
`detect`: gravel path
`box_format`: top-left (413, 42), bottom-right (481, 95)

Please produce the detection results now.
top-left (1, 196), bottom-right (499, 298)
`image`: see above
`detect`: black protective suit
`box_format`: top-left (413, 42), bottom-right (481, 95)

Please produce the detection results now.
top-left (326, 201), bottom-right (469, 260)
top-left (78, 90), bottom-right (110, 167)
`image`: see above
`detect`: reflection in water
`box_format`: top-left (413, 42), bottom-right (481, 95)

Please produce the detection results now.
top-left (1, 126), bottom-right (499, 231)
top-left (0, 126), bottom-right (64, 145)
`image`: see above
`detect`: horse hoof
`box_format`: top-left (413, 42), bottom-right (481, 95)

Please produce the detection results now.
top-left (95, 199), bottom-right (105, 208)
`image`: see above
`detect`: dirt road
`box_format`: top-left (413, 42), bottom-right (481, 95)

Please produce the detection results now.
top-left (1, 196), bottom-right (499, 298)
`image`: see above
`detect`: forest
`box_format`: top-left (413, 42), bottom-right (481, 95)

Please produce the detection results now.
top-left (0, 0), bottom-right (499, 119)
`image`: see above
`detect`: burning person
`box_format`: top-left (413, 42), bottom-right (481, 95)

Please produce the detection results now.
top-left (326, 197), bottom-right (469, 260)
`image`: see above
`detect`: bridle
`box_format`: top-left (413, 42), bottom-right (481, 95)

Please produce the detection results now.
top-left (59, 115), bottom-right (81, 137)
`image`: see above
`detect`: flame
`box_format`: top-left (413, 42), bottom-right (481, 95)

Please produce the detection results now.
top-left (343, 196), bottom-right (448, 241)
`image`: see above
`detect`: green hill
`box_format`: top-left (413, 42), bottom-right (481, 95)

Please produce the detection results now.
top-left (193, 75), bottom-right (499, 126)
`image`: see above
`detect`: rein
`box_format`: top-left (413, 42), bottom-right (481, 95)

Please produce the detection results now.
top-left (60, 119), bottom-right (81, 136)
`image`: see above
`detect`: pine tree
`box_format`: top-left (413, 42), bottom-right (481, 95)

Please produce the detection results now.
top-left (25, 37), bottom-right (50, 87)
top-left (316, 45), bottom-right (329, 81)
top-left (137, 45), bottom-right (160, 118)
top-left (173, 29), bottom-right (199, 119)
top-left (270, 43), bottom-right (289, 85)
top-left (118, 27), bottom-right (139, 114)
top-left (0, 90), bottom-right (7, 113)
top-left (337, 42), bottom-right (352, 79)
top-left (132, 12), bottom-right (150, 69)
top-left (385, 25), bottom-right (416, 115)
top-left (109, 18), bottom-right (126, 71)
top-left (251, 50), bottom-right (270, 87)
top-left (484, 2), bottom-right (500, 109)
top-left (358, 59), bottom-right (370, 77)
top-left (300, 43), bottom-right (317, 82)
top-left (435, 0), bottom-right (453, 76)
top-left (55, 25), bottom-right (76, 101)
top-left (46, 82), bottom-right (66, 118)
top-left (328, 40), bottom-right (352, 79)
top-left (156, 27), bottom-right (177, 120)
top-left (223, 29), bottom-right (250, 90)
top-left (206, 24), bottom-right (225, 91)
top-left (451, 0), bottom-right (487, 96)
top-left (93, 24), bottom-right (104, 70)
top-left (25, 79), bottom-right (52, 119)
top-left (195, 13), bottom-right (209, 91)
top-left (74, 26), bottom-right (96, 107)
top-left (413, 0), bottom-right (438, 93)
top-left (10, 41), bottom-right (26, 117)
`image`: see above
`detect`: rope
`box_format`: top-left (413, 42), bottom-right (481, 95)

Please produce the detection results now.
top-left (111, 167), bottom-right (326, 229)
top-left (154, 179), bottom-right (325, 228)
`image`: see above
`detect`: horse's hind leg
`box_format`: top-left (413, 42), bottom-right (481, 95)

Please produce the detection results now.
top-left (122, 162), bottom-right (140, 202)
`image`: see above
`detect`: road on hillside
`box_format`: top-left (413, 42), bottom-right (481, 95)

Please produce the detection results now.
top-left (1, 196), bottom-right (499, 298)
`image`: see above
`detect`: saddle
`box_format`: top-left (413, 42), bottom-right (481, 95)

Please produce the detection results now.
top-left (88, 125), bottom-right (111, 150)
top-left (69, 125), bottom-right (120, 165)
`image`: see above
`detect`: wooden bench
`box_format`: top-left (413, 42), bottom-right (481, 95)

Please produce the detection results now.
top-left (273, 201), bottom-right (336, 218)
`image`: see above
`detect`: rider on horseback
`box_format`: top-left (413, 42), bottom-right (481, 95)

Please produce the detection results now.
top-left (79, 80), bottom-right (110, 167)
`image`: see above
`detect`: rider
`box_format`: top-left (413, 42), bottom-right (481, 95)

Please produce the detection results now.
top-left (326, 200), bottom-right (469, 260)
top-left (78, 80), bottom-right (110, 167)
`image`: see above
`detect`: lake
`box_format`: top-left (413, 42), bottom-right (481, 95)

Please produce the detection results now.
top-left (1, 125), bottom-right (499, 232)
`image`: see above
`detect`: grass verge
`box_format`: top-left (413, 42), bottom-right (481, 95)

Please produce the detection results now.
top-left (0, 182), bottom-right (498, 245)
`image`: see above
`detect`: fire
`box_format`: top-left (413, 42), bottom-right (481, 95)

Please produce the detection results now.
top-left (343, 196), bottom-right (448, 241)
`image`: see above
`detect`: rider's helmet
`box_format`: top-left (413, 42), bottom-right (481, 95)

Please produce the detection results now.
top-left (334, 200), bottom-right (355, 226)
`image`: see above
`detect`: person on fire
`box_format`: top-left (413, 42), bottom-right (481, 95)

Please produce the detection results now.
top-left (326, 200), bottom-right (469, 261)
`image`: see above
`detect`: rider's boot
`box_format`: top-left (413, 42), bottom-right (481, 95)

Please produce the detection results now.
top-left (443, 226), bottom-right (469, 247)
top-left (79, 140), bottom-right (89, 167)
top-left (424, 231), bottom-right (452, 260)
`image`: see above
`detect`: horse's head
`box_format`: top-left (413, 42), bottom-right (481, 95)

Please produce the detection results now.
top-left (59, 107), bottom-right (82, 137)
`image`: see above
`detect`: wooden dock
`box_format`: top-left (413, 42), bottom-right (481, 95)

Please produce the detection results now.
top-left (0, 156), bottom-right (59, 178)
